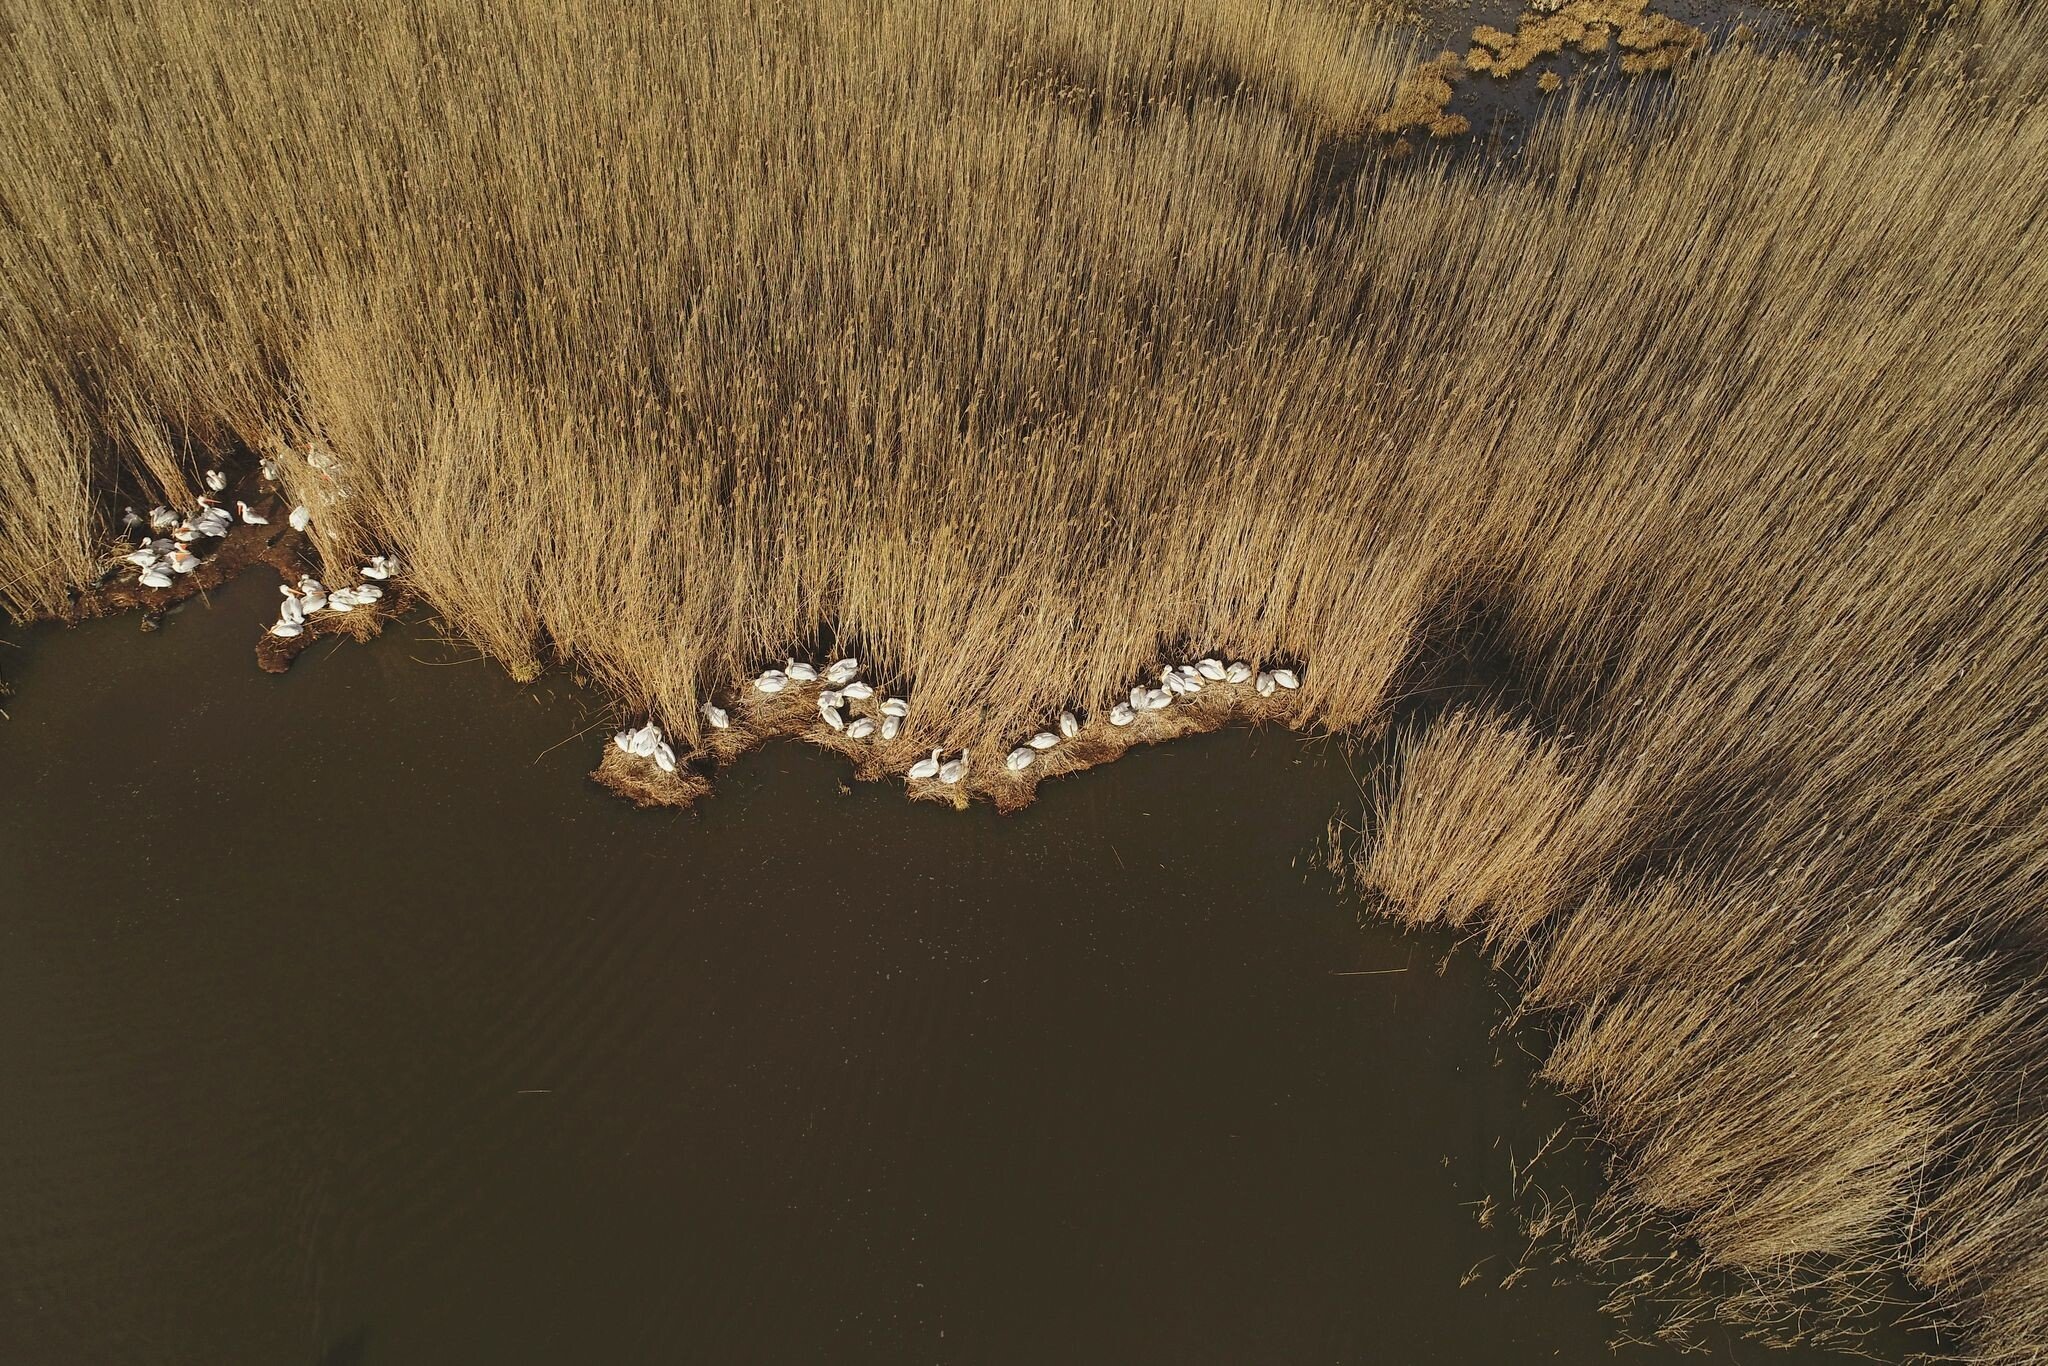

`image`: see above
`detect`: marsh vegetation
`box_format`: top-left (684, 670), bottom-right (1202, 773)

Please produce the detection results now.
top-left (1, 0), bottom-right (2044, 1357)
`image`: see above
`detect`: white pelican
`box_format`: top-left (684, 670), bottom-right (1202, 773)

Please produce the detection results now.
top-left (1144, 688), bottom-right (1173, 710)
top-left (847, 716), bottom-right (876, 739)
top-left (120, 507), bottom-right (144, 534)
top-left (361, 555), bottom-right (395, 580)
top-left (195, 506), bottom-right (233, 537)
top-left (138, 566), bottom-right (173, 589)
top-left (703, 702), bottom-right (730, 729)
top-left (908, 749), bottom-right (941, 780)
top-left (879, 697), bottom-right (909, 718)
top-left (1129, 686), bottom-right (1149, 710)
top-left (938, 750), bottom-right (969, 784)
top-left (823, 658), bottom-right (859, 685)
top-left (754, 669), bottom-right (788, 694)
top-left (1255, 670), bottom-right (1277, 696)
top-left (298, 579), bottom-right (327, 613)
top-left (880, 715), bottom-right (901, 741)
top-left (1005, 747), bottom-right (1035, 771)
top-left (269, 619), bottom-right (303, 638)
top-left (614, 729), bottom-right (634, 753)
top-left (124, 546), bottom-right (159, 569)
top-left (1225, 661), bottom-right (1252, 683)
top-left (839, 681), bottom-right (874, 701)
top-left (1110, 702), bottom-right (1136, 725)
top-left (817, 689), bottom-right (843, 709)
top-left (1027, 731), bottom-right (1059, 750)
top-left (172, 522), bottom-right (201, 543)
top-left (237, 501), bottom-right (268, 525)
top-left (786, 660), bottom-right (818, 683)
top-left (278, 596), bottom-right (305, 626)
top-left (260, 457), bottom-right (280, 480)
top-left (1272, 668), bottom-right (1300, 689)
top-left (1059, 710), bottom-right (1080, 737)
top-left (148, 506), bottom-right (178, 532)
top-left (325, 589), bottom-right (356, 613)
top-left (168, 546), bottom-right (201, 574)
top-left (353, 583), bottom-right (383, 602)
top-left (819, 700), bottom-right (846, 731)
top-left (630, 722), bottom-right (661, 757)
top-left (288, 504), bottom-right (311, 532)
top-left (1162, 672), bottom-right (1188, 696)
top-left (203, 468), bottom-right (227, 492)
top-left (653, 741), bottom-right (678, 773)
top-left (1196, 658), bottom-right (1226, 681)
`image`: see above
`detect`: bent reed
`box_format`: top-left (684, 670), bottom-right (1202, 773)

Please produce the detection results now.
top-left (3, 0), bottom-right (2045, 1356)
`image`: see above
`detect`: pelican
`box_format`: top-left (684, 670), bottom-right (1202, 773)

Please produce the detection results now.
top-left (172, 522), bottom-right (202, 543)
top-left (1225, 661), bottom-right (1252, 683)
top-left (1161, 671), bottom-right (1188, 696)
top-left (823, 658), bottom-right (859, 685)
top-left (1059, 710), bottom-right (1080, 737)
top-left (138, 565), bottom-right (173, 589)
top-left (1027, 731), bottom-right (1058, 750)
top-left (1110, 702), bottom-right (1136, 725)
top-left (653, 741), bottom-right (678, 773)
top-left (124, 546), bottom-right (159, 569)
top-left (1175, 665), bottom-right (1204, 688)
top-left (819, 699), bottom-right (846, 731)
top-left (278, 596), bottom-right (305, 626)
top-left (324, 589), bottom-right (356, 613)
top-left (361, 555), bottom-right (394, 580)
top-left (288, 504), bottom-right (312, 532)
top-left (1145, 687), bottom-right (1173, 710)
top-left (614, 728), bottom-right (635, 753)
top-left (1272, 668), bottom-right (1300, 689)
top-left (194, 505), bottom-right (233, 537)
top-left (1196, 658), bottom-right (1226, 681)
top-left (1005, 747), bottom-right (1035, 771)
top-left (269, 619), bottom-right (304, 638)
top-left (120, 506), bottom-right (144, 535)
top-left (1255, 670), bottom-right (1277, 696)
top-left (1129, 686), bottom-right (1149, 711)
top-left (148, 505), bottom-right (178, 532)
top-left (938, 750), bottom-right (969, 784)
top-left (353, 583), bottom-right (383, 601)
top-left (237, 501), bottom-right (268, 525)
top-left (847, 716), bottom-right (876, 739)
top-left (880, 714), bottom-right (901, 741)
top-left (754, 669), bottom-right (788, 694)
top-left (817, 689), bottom-right (843, 709)
top-left (839, 680), bottom-right (874, 701)
top-left (879, 697), bottom-right (909, 718)
top-left (908, 748), bottom-right (941, 780)
top-left (703, 702), bottom-right (730, 729)
top-left (203, 468), bottom-right (227, 492)
top-left (168, 546), bottom-right (201, 574)
top-left (260, 456), bottom-right (280, 480)
top-left (630, 722), bottom-right (662, 757)
top-left (785, 659), bottom-right (818, 683)
top-left (298, 578), bottom-right (327, 613)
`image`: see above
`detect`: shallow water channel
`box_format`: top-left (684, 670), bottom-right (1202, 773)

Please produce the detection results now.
top-left (0, 575), bottom-right (1924, 1364)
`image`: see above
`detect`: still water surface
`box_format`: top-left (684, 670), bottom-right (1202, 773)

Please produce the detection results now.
top-left (0, 576), bottom-right (1918, 1364)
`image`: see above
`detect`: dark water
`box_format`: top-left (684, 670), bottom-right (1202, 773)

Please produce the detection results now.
top-left (0, 576), bottom-right (1922, 1365)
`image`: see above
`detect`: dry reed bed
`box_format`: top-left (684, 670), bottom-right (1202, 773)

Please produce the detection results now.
top-left (2, 0), bottom-right (2046, 1356)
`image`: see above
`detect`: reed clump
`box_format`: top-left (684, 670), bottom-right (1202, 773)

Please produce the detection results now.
top-left (1, 0), bottom-right (2045, 1356)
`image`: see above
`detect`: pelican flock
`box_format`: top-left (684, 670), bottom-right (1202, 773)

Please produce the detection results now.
top-left (609, 646), bottom-right (1301, 802)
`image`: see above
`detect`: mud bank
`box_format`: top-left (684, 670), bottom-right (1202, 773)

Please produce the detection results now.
top-left (593, 676), bottom-right (1314, 814)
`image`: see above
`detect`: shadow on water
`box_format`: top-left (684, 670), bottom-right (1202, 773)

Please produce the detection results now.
top-left (0, 576), bottom-right (1928, 1364)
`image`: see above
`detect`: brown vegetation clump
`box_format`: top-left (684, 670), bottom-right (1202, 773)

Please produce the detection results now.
top-left (2, 0), bottom-right (2047, 1357)
top-left (1467, 0), bottom-right (1704, 78)
top-left (1372, 50), bottom-right (1472, 139)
